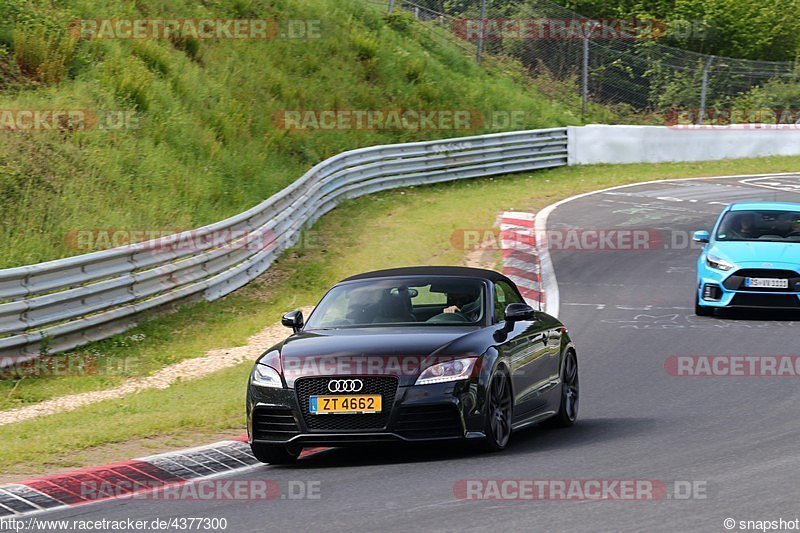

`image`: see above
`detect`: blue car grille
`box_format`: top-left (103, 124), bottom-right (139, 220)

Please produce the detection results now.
top-left (723, 269), bottom-right (800, 292)
top-left (731, 293), bottom-right (800, 308)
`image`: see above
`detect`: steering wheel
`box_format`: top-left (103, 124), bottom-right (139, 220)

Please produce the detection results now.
top-left (426, 312), bottom-right (469, 323)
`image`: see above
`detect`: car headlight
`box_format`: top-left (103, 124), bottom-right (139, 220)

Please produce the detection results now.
top-left (415, 357), bottom-right (478, 385)
top-left (706, 254), bottom-right (735, 271)
top-left (251, 363), bottom-right (283, 388)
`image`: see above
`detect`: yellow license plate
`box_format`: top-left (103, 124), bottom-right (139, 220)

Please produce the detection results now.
top-left (309, 395), bottom-right (382, 414)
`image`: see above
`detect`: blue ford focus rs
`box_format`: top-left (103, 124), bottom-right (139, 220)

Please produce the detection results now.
top-left (694, 202), bottom-right (800, 315)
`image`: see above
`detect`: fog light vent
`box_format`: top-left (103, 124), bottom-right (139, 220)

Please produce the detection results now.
top-left (703, 284), bottom-right (722, 301)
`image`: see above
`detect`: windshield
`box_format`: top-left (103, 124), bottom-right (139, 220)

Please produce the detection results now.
top-left (716, 210), bottom-right (800, 242)
top-left (305, 277), bottom-right (486, 328)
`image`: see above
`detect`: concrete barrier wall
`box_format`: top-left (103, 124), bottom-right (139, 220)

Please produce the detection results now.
top-left (568, 125), bottom-right (800, 165)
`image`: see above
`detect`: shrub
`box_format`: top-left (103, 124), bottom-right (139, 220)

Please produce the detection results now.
top-left (12, 26), bottom-right (75, 85)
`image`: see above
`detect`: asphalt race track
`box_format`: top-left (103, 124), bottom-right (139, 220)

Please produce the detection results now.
top-left (10, 173), bottom-right (800, 532)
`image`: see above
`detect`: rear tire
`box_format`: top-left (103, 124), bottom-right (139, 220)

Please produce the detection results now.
top-left (542, 350), bottom-right (579, 428)
top-left (695, 293), bottom-right (714, 317)
top-left (250, 443), bottom-right (299, 465)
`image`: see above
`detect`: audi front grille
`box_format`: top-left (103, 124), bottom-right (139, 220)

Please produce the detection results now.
top-left (295, 376), bottom-right (399, 432)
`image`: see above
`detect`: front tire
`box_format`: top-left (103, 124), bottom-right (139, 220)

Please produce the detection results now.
top-left (695, 293), bottom-right (713, 316)
top-left (250, 443), bottom-right (299, 465)
top-left (542, 350), bottom-right (579, 428)
top-left (481, 369), bottom-right (513, 451)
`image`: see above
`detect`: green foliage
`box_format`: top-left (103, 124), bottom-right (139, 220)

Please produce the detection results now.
top-left (384, 11), bottom-right (416, 34)
top-left (563, 0), bottom-right (800, 62)
top-left (733, 78), bottom-right (800, 110)
top-left (0, 0), bottom-right (69, 45)
top-left (12, 26), bottom-right (76, 85)
top-left (728, 77), bottom-right (800, 123)
top-left (0, 0), bottom-right (590, 268)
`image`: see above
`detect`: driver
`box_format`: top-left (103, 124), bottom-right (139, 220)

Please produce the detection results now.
top-left (443, 287), bottom-right (481, 319)
top-left (443, 293), bottom-right (471, 314)
top-left (727, 213), bottom-right (758, 239)
top-left (789, 217), bottom-right (800, 236)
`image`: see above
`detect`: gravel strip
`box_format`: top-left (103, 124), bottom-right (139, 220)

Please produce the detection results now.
top-left (0, 307), bottom-right (314, 426)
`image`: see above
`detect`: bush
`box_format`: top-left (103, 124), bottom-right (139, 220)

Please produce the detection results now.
top-left (12, 27), bottom-right (75, 85)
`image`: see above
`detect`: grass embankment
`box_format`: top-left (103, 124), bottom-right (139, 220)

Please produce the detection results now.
top-left (2, 155), bottom-right (800, 477)
top-left (0, 0), bottom-right (583, 268)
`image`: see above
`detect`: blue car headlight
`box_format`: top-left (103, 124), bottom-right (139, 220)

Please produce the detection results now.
top-left (706, 254), bottom-right (735, 271)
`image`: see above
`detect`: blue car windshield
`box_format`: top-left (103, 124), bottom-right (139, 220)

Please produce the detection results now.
top-left (305, 278), bottom-right (486, 328)
top-left (716, 210), bottom-right (800, 242)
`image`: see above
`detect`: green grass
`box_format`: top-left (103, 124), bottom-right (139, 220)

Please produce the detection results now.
top-left (0, 0), bottom-right (592, 268)
top-left (3, 363), bottom-right (249, 473)
top-left (2, 154), bottom-right (800, 475)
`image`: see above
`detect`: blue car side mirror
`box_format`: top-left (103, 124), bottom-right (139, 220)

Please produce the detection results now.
top-left (692, 230), bottom-right (710, 243)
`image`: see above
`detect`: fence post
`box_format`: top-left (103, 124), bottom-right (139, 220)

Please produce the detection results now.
top-left (581, 22), bottom-right (599, 121)
top-left (698, 55), bottom-right (714, 125)
top-left (476, 0), bottom-right (487, 63)
top-left (387, 0), bottom-right (395, 13)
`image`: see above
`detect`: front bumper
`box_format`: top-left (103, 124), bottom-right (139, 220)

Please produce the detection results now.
top-left (246, 378), bottom-right (486, 448)
top-left (697, 264), bottom-right (800, 309)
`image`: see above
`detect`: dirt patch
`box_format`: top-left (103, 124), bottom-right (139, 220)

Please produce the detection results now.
top-left (0, 48), bottom-right (34, 91)
top-left (462, 247), bottom-right (501, 271)
top-left (461, 213), bottom-right (502, 271)
top-left (0, 307), bottom-right (314, 427)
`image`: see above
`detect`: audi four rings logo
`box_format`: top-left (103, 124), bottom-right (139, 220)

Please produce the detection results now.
top-left (328, 379), bottom-right (364, 392)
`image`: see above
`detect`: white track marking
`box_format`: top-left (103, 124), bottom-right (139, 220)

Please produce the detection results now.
top-left (739, 175), bottom-right (800, 193)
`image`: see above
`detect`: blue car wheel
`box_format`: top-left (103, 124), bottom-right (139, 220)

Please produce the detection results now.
top-left (695, 290), bottom-right (713, 316)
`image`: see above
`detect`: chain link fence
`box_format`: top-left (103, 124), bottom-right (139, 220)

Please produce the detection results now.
top-left (379, 0), bottom-right (800, 124)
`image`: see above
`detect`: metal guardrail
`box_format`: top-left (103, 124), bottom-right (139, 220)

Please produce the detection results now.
top-left (0, 128), bottom-right (568, 365)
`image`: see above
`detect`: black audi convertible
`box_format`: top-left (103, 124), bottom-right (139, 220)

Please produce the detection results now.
top-left (246, 266), bottom-right (579, 464)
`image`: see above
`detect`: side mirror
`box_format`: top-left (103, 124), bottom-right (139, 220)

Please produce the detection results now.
top-left (504, 302), bottom-right (535, 322)
top-left (281, 310), bottom-right (304, 332)
top-left (692, 230), bottom-right (710, 244)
